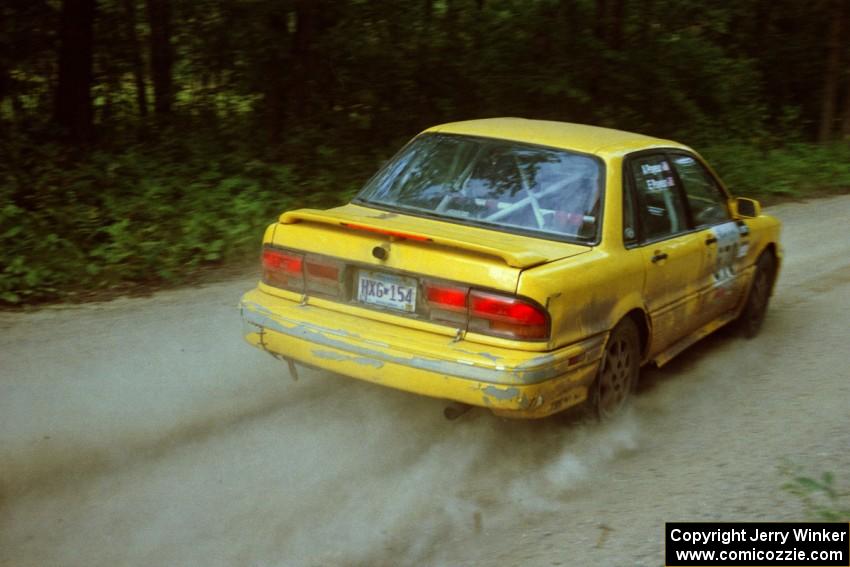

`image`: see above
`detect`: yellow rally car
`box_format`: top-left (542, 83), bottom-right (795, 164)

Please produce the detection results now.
top-left (239, 118), bottom-right (781, 419)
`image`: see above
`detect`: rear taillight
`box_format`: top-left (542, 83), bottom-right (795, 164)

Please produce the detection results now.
top-left (468, 290), bottom-right (549, 340)
top-left (424, 282), bottom-right (549, 340)
top-left (261, 247), bottom-right (549, 341)
top-left (262, 247), bottom-right (304, 291)
top-left (305, 256), bottom-right (343, 298)
top-left (425, 282), bottom-right (469, 326)
top-left (262, 247), bottom-right (344, 298)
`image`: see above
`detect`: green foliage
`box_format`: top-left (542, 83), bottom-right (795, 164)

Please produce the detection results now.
top-left (702, 143), bottom-right (850, 199)
top-left (0, 133), bottom-right (364, 304)
top-left (781, 465), bottom-right (850, 521)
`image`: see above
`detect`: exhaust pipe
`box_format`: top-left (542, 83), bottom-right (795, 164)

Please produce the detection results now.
top-left (444, 402), bottom-right (472, 420)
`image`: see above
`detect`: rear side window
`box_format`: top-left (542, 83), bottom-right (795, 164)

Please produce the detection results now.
top-left (629, 155), bottom-right (688, 241)
top-left (622, 173), bottom-right (638, 245)
top-left (669, 154), bottom-right (731, 227)
top-left (357, 134), bottom-right (604, 243)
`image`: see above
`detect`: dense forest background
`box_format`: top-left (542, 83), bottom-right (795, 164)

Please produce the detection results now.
top-left (3, 0), bottom-right (850, 304)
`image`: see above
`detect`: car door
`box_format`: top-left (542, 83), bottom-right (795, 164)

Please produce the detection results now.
top-left (668, 152), bottom-right (747, 324)
top-left (625, 153), bottom-right (706, 355)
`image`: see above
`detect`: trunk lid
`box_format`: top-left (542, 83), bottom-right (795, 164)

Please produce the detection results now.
top-left (266, 203), bottom-right (590, 318)
top-left (276, 204), bottom-right (589, 273)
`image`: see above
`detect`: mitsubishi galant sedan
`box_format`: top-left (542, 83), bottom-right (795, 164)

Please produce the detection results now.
top-left (239, 118), bottom-right (781, 419)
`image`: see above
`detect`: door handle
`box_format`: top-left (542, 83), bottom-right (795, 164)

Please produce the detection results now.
top-left (705, 236), bottom-right (718, 245)
top-left (651, 252), bottom-right (668, 263)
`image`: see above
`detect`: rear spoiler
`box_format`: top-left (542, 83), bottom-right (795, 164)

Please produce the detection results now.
top-left (279, 209), bottom-right (550, 268)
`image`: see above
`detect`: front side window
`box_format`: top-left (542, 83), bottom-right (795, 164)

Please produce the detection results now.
top-left (629, 154), bottom-right (689, 242)
top-left (670, 154), bottom-right (731, 227)
top-left (356, 134), bottom-right (604, 242)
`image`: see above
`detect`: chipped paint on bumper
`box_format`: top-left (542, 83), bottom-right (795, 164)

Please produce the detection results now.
top-left (240, 288), bottom-right (603, 418)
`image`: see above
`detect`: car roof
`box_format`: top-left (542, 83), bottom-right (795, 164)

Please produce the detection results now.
top-left (425, 117), bottom-right (689, 157)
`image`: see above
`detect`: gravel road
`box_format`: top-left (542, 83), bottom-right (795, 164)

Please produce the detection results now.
top-left (2, 195), bottom-right (849, 566)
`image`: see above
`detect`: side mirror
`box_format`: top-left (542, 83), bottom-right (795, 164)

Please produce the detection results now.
top-left (731, 197), bottom-right (761, 218)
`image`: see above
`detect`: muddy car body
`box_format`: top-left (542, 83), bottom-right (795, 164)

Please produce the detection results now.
top-left (240, 118), bottom-right (781, 418)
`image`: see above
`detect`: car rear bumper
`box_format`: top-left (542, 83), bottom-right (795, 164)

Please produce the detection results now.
top-left (240, 288), bottom-right (604, 418)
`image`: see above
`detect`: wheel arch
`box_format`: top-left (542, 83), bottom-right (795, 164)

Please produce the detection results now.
top-left (623, 308), bottom-right (651, 361)
top-left (592, 307), bottom-right (645, 419)
top-left (757, 241), bottom-right (780, 296)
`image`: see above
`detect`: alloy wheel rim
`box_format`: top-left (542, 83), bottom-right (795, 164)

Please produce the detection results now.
top-left (598, 336), bottom-right (633, 416)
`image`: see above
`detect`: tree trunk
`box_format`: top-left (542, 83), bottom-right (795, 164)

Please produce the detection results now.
top-left (842, 80), bottom-right (850, 140)
top-left (638, 0), bottom-right (653, 45)
top-left (594, 0), bottom-right (625, 49)
top-left (54, 0), bottom-right (96, 144)
top-left (594, 0), bottom-right (608, 45)
top-left (842, 7), bottom-right (850, 141)
top-left (415, 0), bottom-right (435, 121)
top-left (264, 7), bottom-right (289, 145)
top-left (146, 0), bottom-right (173, 116)
top-left (123, 0), bottom-right (148, 117)
top-left (590, 0), bottom-right (609, 108)
top-left (291, 0), bottom-right (317, 122)
top-left (818, 0), bottom-right (843, 143)
top-left (0, 63), bottom-right (8, 109)
top-left (610, 0), bottom-right (626, 51)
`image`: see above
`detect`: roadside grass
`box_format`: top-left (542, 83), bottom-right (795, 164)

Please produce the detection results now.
top-left (0, 134), bottom-right (368, 306)
top-left (781, 464), bottom-right (850, 521)
top-left (2, 136), bottom-right (850, 306)
top-left (702, 142), bottom-right (850, 203)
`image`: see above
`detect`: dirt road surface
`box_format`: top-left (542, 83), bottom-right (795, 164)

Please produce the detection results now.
top-left (2, 195), bottom-right (849, 566)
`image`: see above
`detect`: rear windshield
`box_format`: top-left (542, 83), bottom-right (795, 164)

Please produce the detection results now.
top-left (355, 134), bottom-right (604, 243)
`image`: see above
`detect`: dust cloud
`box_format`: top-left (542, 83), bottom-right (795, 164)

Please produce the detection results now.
top-left (1, 294), bottom-right (644, 567)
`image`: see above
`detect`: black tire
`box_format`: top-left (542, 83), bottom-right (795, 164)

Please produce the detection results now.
top-left (591, 318), bottom-right (640, 420)
top-left (737, 252), bottom-right (776, 338)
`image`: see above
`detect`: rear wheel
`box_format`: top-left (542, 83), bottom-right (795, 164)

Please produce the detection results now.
top-left (591, 318), bottom-right (640, 420)
top-left (737, 252), bottom-right (776, 338)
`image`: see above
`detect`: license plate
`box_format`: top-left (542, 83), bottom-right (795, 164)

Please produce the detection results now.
top-left (357, 270), bottom-right (417, 312)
